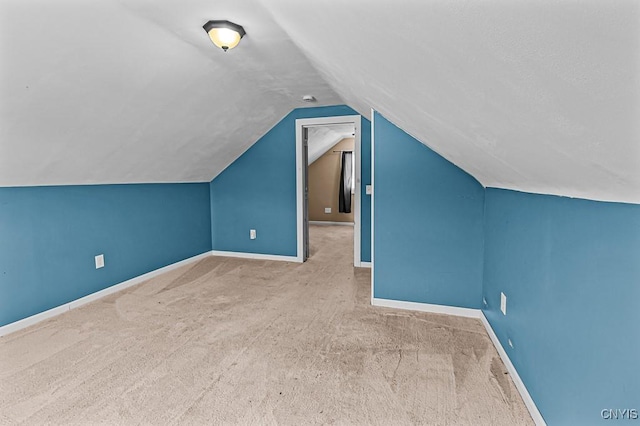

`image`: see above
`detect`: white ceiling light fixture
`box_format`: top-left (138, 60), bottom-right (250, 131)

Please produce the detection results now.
top-left (203, 20), bottom-right (246, 52)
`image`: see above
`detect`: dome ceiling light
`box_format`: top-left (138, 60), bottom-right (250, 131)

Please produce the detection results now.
top-left (203, 20), bottom-right (246, 52)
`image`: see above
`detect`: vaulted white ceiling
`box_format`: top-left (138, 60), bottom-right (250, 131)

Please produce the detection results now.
top-left (307, 124), bottom-right (354, 165)
top-left (1, 0), bottom-right (639, 203)
top-left (266, 0), bottom-right (640, 204)
top-left (0, 0), bottom-right (342, 186)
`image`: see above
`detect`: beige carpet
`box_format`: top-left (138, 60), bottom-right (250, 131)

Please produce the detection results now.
top-left (0, 225), bottom-right (533, 425)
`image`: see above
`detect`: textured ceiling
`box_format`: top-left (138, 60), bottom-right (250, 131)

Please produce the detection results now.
top-left (0, 0), bottom-right (342, 186)
top-left (265, 0), bottom-right (640, 204)
top-left (307, 124), bottom-right (354, 165)
top-left (1, 1), bottom-right (639, 203)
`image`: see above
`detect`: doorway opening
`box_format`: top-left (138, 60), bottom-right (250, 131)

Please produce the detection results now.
top-left (295, 115), bottom-right (362, 266)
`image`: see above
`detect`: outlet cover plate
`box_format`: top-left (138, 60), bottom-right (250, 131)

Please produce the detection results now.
top-left (95, 254), bottom-right (105, 269)
top-left (324, 207), bottom-right (331, 214)
top-left (500, 292), bottom-right (507, 315)
top-left (250, 229), bottom-right (257, 240)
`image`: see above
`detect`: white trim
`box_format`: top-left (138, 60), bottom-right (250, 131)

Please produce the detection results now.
top-left (370, 109), bottom-right (376, 304)
top-left (295, 122), bottom-right (305, 263)
top-left (296, 115), bottom-right (362, 266)
top-left (480, 313), bottom-right (547, 426)
top-left (359, 261), bottom-right (372, 268)
top-left (367, 109), bottom-right (543, 423)
top-left (368, 296), bottom-right (546, 425)
top-left (309, 221), bottom-right (354, 226)
top-left (372, 297), bottom-right (481, 319)
top-left (353, 115), bottom-right (362, 267)
top-left (210, 250), bottom-right (299, 263)
top-left (0, 251), bottom-right (212, 338)
top-left (0, 304), bottom-right (70, 339)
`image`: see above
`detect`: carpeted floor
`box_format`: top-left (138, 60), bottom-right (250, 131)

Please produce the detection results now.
top-left (0, 225), bottom-right (533, 425)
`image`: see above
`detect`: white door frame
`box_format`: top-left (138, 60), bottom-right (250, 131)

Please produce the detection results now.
top-left (370, 109), bottom-right (376, 303)
top-left (295, 115), bottom-right (362, 266)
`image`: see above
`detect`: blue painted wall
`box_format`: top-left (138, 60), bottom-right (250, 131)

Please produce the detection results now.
top-left (0, 183), bottom-right (212, 327)
top-left (483, 188), bottom-right (640, 425)
top-left (210, 105), bottom-right (372, 261)
top-left (373, 112), bottom-right (484, 308)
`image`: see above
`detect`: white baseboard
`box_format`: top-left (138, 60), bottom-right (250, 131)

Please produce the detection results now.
top-left (480, 313), bottom-right (546, 426)
top-left (0, 251), bottom-right (212, 338)
top-left (0, 304), bottom-right (71, 340)
top-left (0, 253), bottom-right (544, 426)
top-left (372, 297), bottom-right (481, 319)
top-left (358, 261), bottom-right (372, 268)
top-left (210, 250), bottom-right (300, 263)
top-left (370, 298), bottom-right (545, 425)
top-left (309, 221), bottom-right (354, 226)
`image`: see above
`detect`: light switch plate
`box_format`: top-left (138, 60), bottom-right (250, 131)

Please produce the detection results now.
top-left (95, 254), bottom-right (105, 269)
top-left (324, 207), bottom-right (331, 214)
top-left (500, 292), bottom-right (507, 315)
top-left (365, 185), bottom-right (372, 195)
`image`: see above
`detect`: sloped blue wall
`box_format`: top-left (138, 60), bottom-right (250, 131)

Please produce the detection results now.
top-left (0, 183), bottom-right (212, 327)
top-left (210, 105), bottom-right (372, 262)
top-left (372, 112), bottom-right (485, 308)
top-left (483, 188), bottom-right (640, 425)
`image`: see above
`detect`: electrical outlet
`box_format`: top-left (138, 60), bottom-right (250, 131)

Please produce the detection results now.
top-left (508, 338), bottom-right (514, 349)
top-left (500, 292), bottom-right (507, 315)
top-left (365, 185), bottom-right (372, 195)
top-left (250, 229), bottom-right (257, 240)
top-left (95, 254), bottom-right (105, 269)
top-left (324, 207), bottom-right (331, 214)
top-left (483, 297), bottom-right (488, 307)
